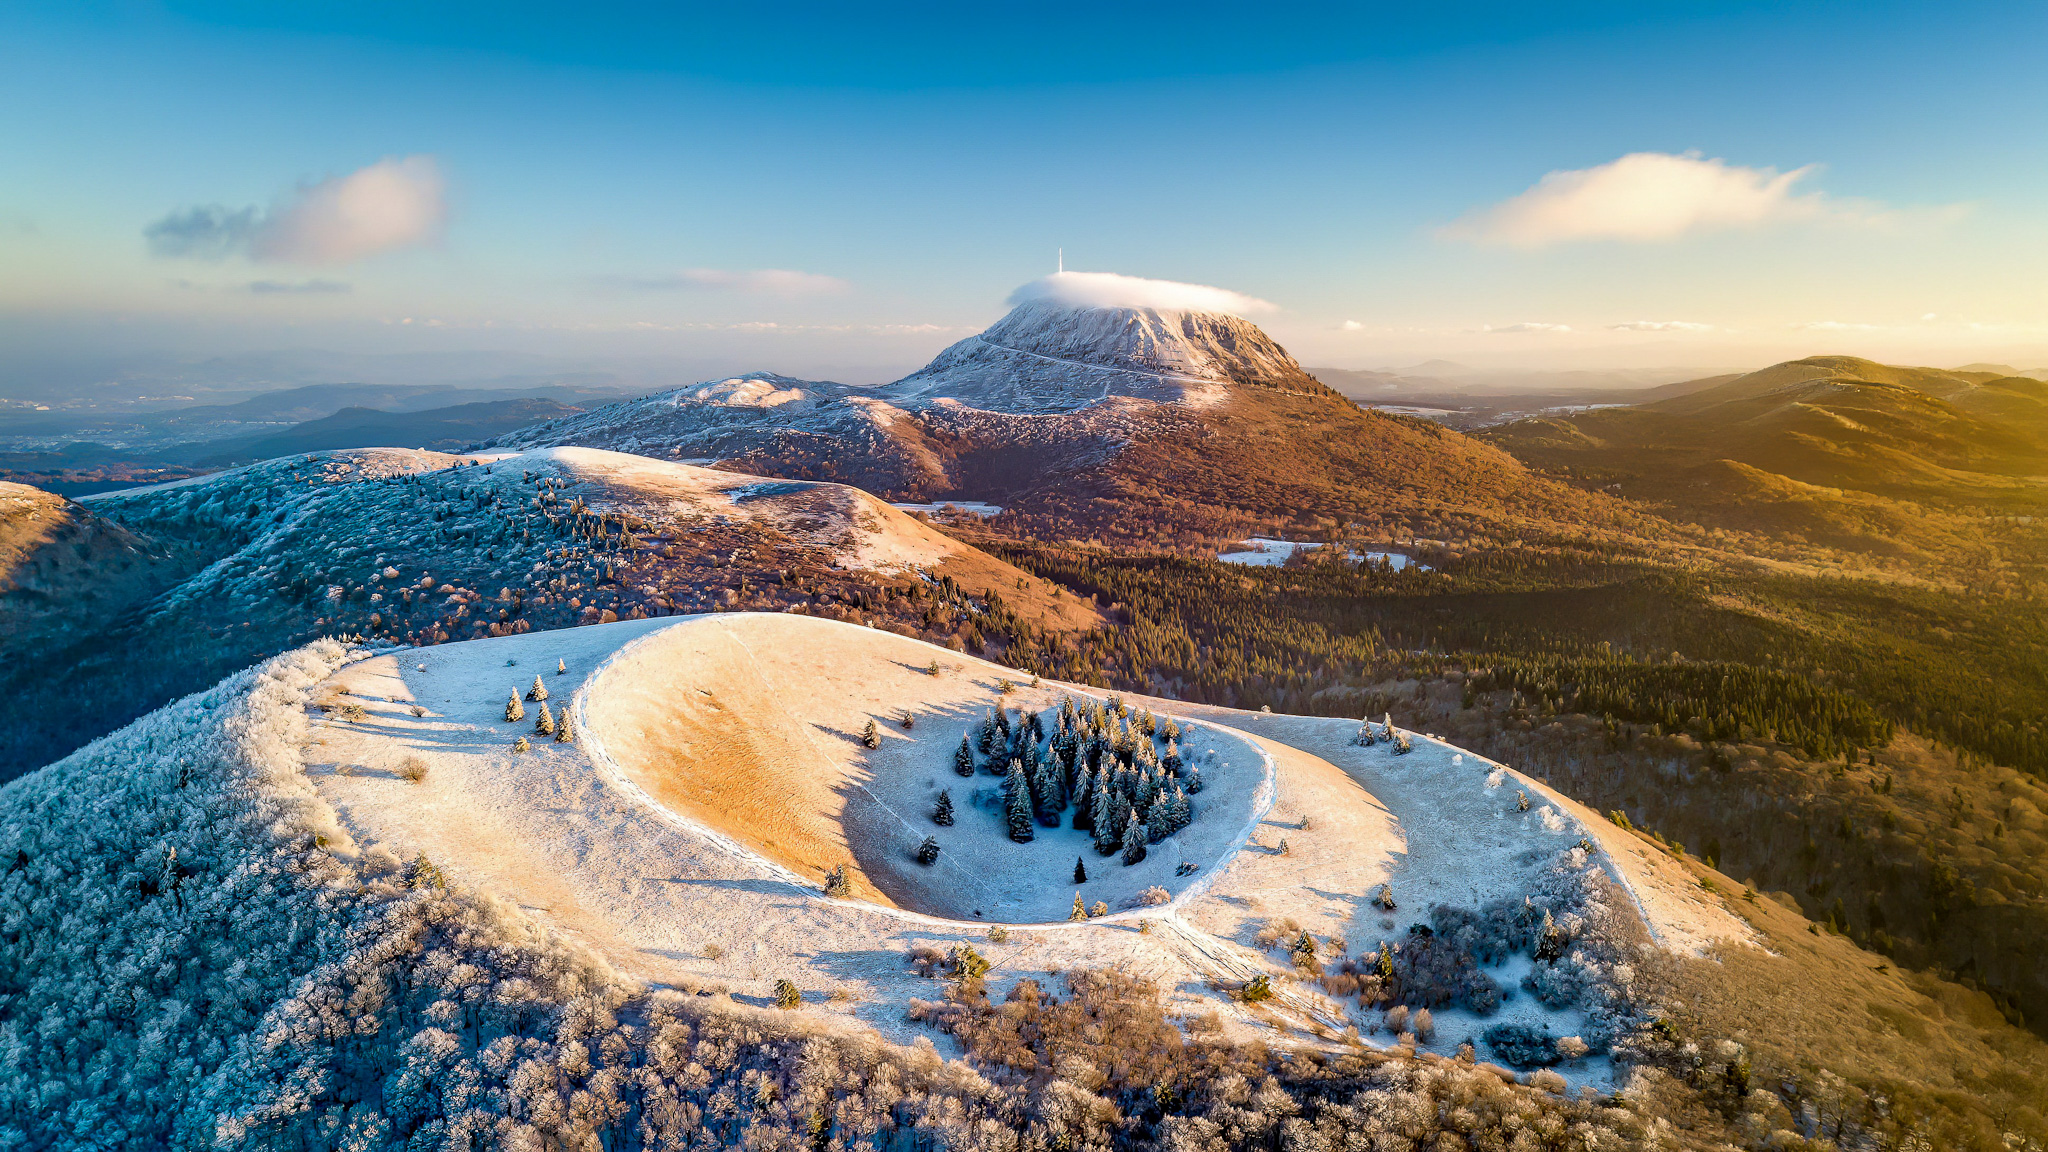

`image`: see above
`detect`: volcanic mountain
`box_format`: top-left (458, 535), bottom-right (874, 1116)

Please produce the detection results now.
top-left (486, 278), bottom-right (1607, 547)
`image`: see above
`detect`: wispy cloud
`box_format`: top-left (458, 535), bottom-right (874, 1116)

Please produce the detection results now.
top-left (1609, 319), bottom-right (1714, 332)
top-left (1793, 320), bottom-right (1882, 331)
top-left (144, 156), bottom-right (447, 264)
top-left (602, 268), bottom-right (850, 296)
top-left (1441, 151), bottom-right (1914, 248)
top-left (246, 279), bottom-right (352, 294)
top-left (1481, 321), bottom-right (1573, 334)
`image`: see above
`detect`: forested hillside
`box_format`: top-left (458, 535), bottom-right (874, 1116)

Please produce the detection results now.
top-left (939, 543), bottom-right (2048, 1033)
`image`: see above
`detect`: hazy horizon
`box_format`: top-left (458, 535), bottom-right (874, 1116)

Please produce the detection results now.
top-left (6, 1), bottom-right (2048, 386)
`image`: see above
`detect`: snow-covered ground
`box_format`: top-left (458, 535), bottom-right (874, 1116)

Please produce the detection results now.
top-left (302, 612), bottom-right (1751, 1080)
top-left (1217, 538), bottom-right (1426, 571)
top-left (889, 501), bottom-right (1005, 518)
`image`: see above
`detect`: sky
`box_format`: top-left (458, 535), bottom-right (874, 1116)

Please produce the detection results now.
top-left (5, 0), bottom-right (2048, 386)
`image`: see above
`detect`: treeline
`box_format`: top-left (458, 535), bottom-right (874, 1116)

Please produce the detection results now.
top-left (982, 543), bottom-right (2047, 778)
top-left (1471, 656), bottom-right (1892, 761)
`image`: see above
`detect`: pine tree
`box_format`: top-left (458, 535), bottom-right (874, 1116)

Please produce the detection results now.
top-left (1121, 819), bottom-right (1148, 866)
top-left (977, 712), bottom-right (997, 755)
top-left (1032, 756), bottom-right (1064, 826)
top-left (1073, 857), bottom-right (1087, 884)
top-left (993, 707), bottom-right (1011, 743)
top-left (513, 737), bottom-right (531, 753)
top-left (1089, 767), bottom-right (1116, 848)
top-left (917, 836), bottom-right (941, 866)
top-left (555, 712), bottom-right (573, 743)
top-left (1003, 761), bottom-right (1035, 843)
top-left (1071, 761), bottom-right (1096, 831)
top-left (1070, 892), bottom-right (1087, 920)
top-left (933, 789), bottom-right (955, 826)
top-left (534, 701), bottom-right (555, 736)
top-left (1162, 739), bottom-right (1182, 777)
top-left (556, 658), bottom-right (567, 675)
top-left (505, 692), bottom-right (525, 723)
top-left (861, 719), bottom-right (880, 749)
top-left (953, 736), bottom-right (975, 777)
top-left (526, 674), bottom-right (549, 702)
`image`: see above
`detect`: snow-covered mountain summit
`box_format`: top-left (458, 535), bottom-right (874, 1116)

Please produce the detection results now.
top-left (889, 300), bottom-right (1317, 414)
top-left (481, 280), bottom-right (1324, 499)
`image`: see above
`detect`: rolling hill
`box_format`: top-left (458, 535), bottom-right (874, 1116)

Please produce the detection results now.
top-left (0, 447), bottom-right (1099, 780)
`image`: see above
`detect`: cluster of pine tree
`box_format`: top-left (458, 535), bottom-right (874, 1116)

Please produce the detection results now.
top-left (956, 694), bottom-right (1202, 865)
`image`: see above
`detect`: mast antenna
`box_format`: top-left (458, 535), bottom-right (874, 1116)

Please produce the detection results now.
top-left (1057, 248), bottom-right (1063, 274)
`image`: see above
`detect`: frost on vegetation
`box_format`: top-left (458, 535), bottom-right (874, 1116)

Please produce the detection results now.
top-left (1319, 848), bottom-right (1655, 1069)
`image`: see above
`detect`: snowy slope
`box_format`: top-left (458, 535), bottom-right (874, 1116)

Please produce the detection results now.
top-left (305, 612), bottom-right (1751, 1077)
top-left (891, 301), bottom-right (1315, 414)
top-left (478, 300), bottom-right (1322, 496)
top-left (9, 446), bottom-right (1092, 780)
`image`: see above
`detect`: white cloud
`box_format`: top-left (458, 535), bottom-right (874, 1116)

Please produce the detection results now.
top-left (1609, 319), bottom-right (1714, 332)
top-left (1008, 270), bottom-right (1276, 315)
top-left (145, 156), bottom-right (447, 264)
top-left (1482, 321), bottom-right (1573, 334)
top-left (606, 268), bottom-right (849, 296)
top-left (1441, 151), bottom-right (1885, 248)
top-left (1341, 320), bottom-right (1364, 331)
top-left (1794, 320), bottom-right (1882, 331)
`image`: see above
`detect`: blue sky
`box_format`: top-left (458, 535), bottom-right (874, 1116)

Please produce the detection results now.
top-left (5, 1), bottom-right (2047, 379)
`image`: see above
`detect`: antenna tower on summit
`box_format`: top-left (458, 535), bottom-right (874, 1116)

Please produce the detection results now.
top-left (1057, 248), bottom-right (1063, 274)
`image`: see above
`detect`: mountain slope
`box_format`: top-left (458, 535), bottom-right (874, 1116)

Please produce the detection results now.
top-left (0, 447), bottom-right (1098, 780)
top-left (485, 301), bottom-right (1618, 550)
top-left (1479, 354), bottom-right (2048, 578)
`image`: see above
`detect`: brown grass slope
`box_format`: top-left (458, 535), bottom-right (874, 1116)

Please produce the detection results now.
top-left (992, 379), bottom-right (1634, 550)
top-left (1479, 354), bottom-right (2048, 577)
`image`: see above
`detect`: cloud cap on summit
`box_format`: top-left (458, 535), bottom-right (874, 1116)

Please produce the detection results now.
top-left (1008, 271), bottom-right (1276, 317)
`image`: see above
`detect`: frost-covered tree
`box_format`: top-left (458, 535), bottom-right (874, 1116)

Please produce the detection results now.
top-left (953, 735), bottom-right (975, 777)
top-left (534, 700), bottom-right (555, 736)
top-left (917, 836), bottom-right (941, 866)
top-left (555, 711), bottom-right (574, 743)
top-left (774, 979), bottom-right (802, 1009)
top-left (1162, 739), bottom-right (1183, 777)
top-left (933, 789), bottom-right (955, 826)
top-left (1120, 819), bottom-right (1148, 866)
top-left (821, 864), bottom-right (851, 898)
top-left (505, 691), bottom-right (525, 722)
top-left (556, 658), bottom-right (566, 675)
top-left (1003, 761), bottom-right (1035, 843)
top-left (1070, 892), bottom-right (1088, 920)
top-left (1071, 760), bottom-right (1097, 832)
top-left (1073, 857), bottom-right (1088, 884)
top-left (976, 711), bottom-right (998, 755)
top-left (1090, 772), bottom-right (1119, 854)
top-left (861, 719), bottom-right (881, 749)
top-left (513, 736), bottom-right (531, 752)
top-left (526, 674), bottom-right (549, 702)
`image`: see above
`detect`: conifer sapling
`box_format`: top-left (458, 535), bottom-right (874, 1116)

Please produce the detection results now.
top-left (505, 692), bottom-right (525, 723)
top-left (933, 789), bottom-right (955, 826)
top-left (534, 701), bottom-right (555, 736)
top-left (1073, 856), bottom-right (1087, 884)
top-left (527, 675), bottom-right (548, 702)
